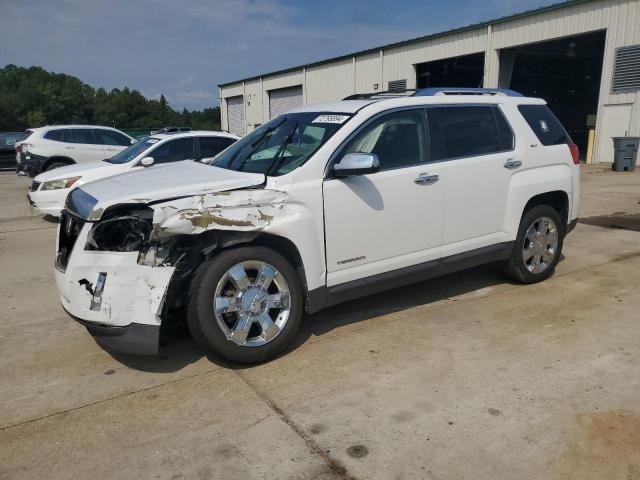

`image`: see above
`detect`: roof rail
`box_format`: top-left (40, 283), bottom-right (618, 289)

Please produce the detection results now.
top-left (413, 87), bottom-right (523, 97)
top-left (343, 87), bottom-right (524, 101)
top-left (343, 89), bottom-right (418, 100)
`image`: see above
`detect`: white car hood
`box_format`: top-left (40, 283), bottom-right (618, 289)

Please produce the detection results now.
top-left (68, 161), bottom-right (266, 220)
top-left (34, 160), bottom-right (122, 182)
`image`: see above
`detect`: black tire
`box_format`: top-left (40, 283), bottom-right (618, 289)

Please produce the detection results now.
top-left (187, 246), bottom-right (303, 364)
top-left (45, 161), bottom-right (69, 171)
top-left (504, 204), bottom-right (565, 284)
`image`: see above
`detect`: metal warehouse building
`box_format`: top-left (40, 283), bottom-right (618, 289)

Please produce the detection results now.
top-left (219, 0), bottom-right (640, 163)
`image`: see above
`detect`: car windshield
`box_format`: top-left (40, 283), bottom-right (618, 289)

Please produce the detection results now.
top-left (104, 137), bottom-right (162, 164)
top-left (209, 112), bottom-right (351, 176)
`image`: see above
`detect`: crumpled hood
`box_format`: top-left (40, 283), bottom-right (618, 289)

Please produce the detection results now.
top-left (68, 161), bottom-right (266, 220)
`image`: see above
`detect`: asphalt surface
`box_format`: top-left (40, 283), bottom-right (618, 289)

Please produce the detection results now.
top-left (1, 165), bottom-right (639, 480)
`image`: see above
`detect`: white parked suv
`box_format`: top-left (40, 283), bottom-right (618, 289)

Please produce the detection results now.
top-left (16, 125), bottom-right (136, 177)
top-left (54, 88), bottom-right (580, 363)
top-left (28, 131), bottom-right (238, 217)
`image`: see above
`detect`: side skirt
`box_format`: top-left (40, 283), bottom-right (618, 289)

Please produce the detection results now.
top-left (306, 241), bottom-right (513, 314)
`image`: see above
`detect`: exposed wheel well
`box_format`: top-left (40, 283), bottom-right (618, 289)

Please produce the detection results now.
top-left (164, 231), bottom-right (309, 312)
top-left (523, 191), bottom-right (569, 228)
top-left (251, 233), bottom-right (308, 296)
top-left (43, 157), bottom-right (75, 171)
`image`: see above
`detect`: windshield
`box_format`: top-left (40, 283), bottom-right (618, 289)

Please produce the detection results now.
top-left (104, 137), bottom-right (161, 164)
top-left (209, 112), bottom-right (351, 176)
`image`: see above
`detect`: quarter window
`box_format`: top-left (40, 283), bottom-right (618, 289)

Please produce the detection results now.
top-left (427, 106), bottom-right (509, 161)
top-left (341, 109), bottom-right (427, 170)
top-left (518, 105), bottom-right (570, 146)
top-left (149, 138), bottom-right (194, 164)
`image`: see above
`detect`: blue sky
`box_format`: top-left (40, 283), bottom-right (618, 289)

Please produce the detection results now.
top-left (1, 0), bottom-right (560, 110)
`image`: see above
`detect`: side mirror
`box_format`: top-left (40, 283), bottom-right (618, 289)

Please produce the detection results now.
top-left (140, 157), bottom-right (155, 167)
top-left (333, 153), bottom-right (380, 177)
top-left (130, 138), bottom-right (137, 145)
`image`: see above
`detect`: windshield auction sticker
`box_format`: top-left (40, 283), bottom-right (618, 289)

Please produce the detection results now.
top-left (312, 114), bottom-right (350, 124)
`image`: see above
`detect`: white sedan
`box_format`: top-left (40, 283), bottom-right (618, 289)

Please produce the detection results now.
top-left (27, 131), bottom-right (238, 217)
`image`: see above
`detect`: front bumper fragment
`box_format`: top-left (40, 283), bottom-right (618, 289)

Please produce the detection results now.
top-left (55, 222), bottom-right (176, 355)
top-left (63, 305), bottom-right (160, 355)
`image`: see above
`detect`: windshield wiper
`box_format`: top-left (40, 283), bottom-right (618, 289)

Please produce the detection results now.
top-left (266, 121), bottom-right (298, 176)
top-left (235, 118), bottom-right (287, 171)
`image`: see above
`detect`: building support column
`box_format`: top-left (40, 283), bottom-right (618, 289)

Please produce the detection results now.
top-left (303, 67), bottom-right (307, 105)
top-left (219, 87), bottom-right (226, 131)
top-left (379, 50), bottom-right (384, 90)
top-left (484, 24), bottom-right (500, 88)
top-left (630, 92), bottom-right (640, 137)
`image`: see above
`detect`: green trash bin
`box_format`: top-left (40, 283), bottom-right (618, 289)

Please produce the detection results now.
top-left (612, 137), bottom-right (639, 172)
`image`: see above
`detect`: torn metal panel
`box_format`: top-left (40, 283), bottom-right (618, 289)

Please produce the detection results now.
top-left (151, 189), bottom-right (288, 236)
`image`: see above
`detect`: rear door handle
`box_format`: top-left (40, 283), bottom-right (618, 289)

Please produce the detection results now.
top-left (414, 173), bottom-right (439, 185)
top-left (503, 159), bottom-right (522, 169)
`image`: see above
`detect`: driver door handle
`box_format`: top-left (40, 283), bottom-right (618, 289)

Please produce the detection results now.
top-left (414, 173), bottom-right (439, 185)
top-left (503, 159), bottom-right (522, 169)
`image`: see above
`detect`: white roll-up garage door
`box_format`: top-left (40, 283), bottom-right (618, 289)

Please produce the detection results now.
top-left (226, 96), bottom-right (245, 136)
top-left (269, 86), bottom-right (303, 119)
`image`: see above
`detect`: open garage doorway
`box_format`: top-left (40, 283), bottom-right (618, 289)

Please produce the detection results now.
top-left (416, 52), bottom-right (485, 89)
top-left (499, 31), bottom-right (606, 161)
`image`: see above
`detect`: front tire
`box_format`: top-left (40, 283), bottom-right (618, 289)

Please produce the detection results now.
top-left (187, 246), bottom-right (303, 364)
top-left (504, 204), bottom-right (565, 284)
top-left (45, 161), bottom-right (69, 171)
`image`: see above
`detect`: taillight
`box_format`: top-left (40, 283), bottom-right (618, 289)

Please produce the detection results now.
top-left (568, 143), bottom-right (580, 165)
top-left (15, 145), bottom-right (21, 154)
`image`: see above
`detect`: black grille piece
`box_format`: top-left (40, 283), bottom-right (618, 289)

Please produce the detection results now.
top-left (56, 211), bottom-right (84, 271)
top-left (31, 181), bottom-right (41, 191)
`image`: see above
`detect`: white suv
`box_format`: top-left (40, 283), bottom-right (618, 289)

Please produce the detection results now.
top-left (27, 131), bottom-right (238, 217)
top-left (16, 125), bottom-right (135, 177)
top-left (54, 88), bottom-right (580, 364)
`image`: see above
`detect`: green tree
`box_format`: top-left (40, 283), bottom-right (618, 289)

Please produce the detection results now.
top-left (0, 64), bottom-right (221, 132)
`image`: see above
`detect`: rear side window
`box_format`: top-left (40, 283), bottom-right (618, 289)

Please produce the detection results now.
top-left (44, 129), bottom-right (64, 142)
top-left (518, 105), bottom-right (570, 146)
top-left (67, 129), bottom-right (95, 144)
top-left (93, 129), bottom-right (131, 146)
top-left (198, 136), bottom-right (236, 159)
top-left (493, 107), bottom-right (515, 151)
top-left (427, 106), bottom-right (509, 161)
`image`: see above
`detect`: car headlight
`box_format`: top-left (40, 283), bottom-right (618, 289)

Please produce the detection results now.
top-left (85, 208), bottom-right (154, 252)
top-left (41, 176), bottom-right (81, 191)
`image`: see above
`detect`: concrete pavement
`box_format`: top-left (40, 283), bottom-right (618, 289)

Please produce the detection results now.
top-left (1, 166), bottom-right (639, 480)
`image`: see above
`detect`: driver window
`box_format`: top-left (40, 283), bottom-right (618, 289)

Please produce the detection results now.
top-left (341, 109), bottom-right (428, 170)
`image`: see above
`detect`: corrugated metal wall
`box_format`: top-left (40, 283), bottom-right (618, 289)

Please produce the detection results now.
top-left (306, 58), bottom-right (354, 104)
top-left (219, 0), bottom-right (640, 162)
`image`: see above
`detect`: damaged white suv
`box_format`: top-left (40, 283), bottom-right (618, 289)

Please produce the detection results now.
top-left (55, 88), bottom-right (580, 363)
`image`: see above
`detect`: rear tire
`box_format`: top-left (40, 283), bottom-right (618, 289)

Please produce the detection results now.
top-left (504, 204), bottom-right (565, 284)
top-left (187, 246), bottom-right (303, 364)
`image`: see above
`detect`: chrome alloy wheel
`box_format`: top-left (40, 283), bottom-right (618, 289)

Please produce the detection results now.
top-left (213, 261), bottom-right (291, 347)
top-left (523, 216), bottom-right (559, 274)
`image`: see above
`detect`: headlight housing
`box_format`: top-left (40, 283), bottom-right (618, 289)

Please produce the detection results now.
top-left (85, 207), bottom-right (154, 252)
top-left (41, 176), bottom-right (81, 191)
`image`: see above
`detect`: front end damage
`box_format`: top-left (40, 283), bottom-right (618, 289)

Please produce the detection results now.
top-left (55, 188), bottom-right (289, 355)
